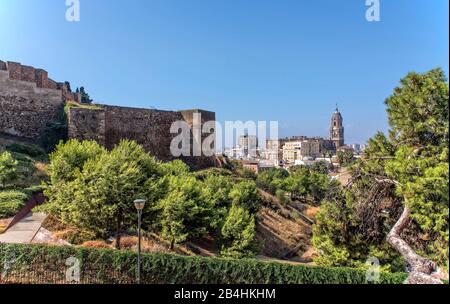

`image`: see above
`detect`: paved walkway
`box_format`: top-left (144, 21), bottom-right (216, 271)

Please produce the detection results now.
top-left (0, 212), bottom-right (46, 244)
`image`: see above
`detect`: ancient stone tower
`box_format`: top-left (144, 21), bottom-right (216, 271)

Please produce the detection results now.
top-left (330, 105), bottom-right (344, 149)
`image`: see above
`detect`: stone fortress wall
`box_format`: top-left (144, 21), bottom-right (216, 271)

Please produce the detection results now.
top-left (0, 60), bottom-right (80, 141)
top-left (0, 60), bottom-right (216, 168)
top-left (68, 105), bottom-right (216, 167)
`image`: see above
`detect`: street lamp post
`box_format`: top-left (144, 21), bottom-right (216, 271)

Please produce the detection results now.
top-left (134, 199), bottom-right (146, 284)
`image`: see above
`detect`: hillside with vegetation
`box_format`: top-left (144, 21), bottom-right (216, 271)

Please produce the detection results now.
top-left (1, 68), bottom-right (448, 284)
top-left (0, 136), bottom-right (48, 232)
top-left (0, 136), bottom-right (321, 263)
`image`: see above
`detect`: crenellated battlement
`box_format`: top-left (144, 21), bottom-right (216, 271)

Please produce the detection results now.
top-left (0, 60), bottom-right (80, 102)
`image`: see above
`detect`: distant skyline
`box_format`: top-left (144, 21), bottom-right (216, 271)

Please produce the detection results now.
top-left (0, 0), bottom-right (448, 145)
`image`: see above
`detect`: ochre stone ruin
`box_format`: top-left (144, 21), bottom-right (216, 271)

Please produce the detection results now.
top-left (0, 60), bottom-right (216, 168)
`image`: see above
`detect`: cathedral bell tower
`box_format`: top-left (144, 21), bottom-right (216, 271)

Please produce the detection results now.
top-left (330, 105), bottom-right (344, 149)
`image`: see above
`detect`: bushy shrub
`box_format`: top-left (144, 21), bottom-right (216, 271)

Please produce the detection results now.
top-left (156, 175), bottom-right (215, 249)
top-left (220, 204), bottom-right (257, 258)
top-left (256, 168), bottom-right (289, 194)
top-left (44, 140), bottom-right (162, 248)
top-left (229, 180), bottom-right (262, 213)
top-left (0, 190), bottom-right (29, 218)
top-left (0, 151), bottom-right (18, 187)
top-left (6, 142), bottom-right (47, 159)
top-left (275, 189), bottom-right (289, 205)
top-left (160, 160), bottom-right (189, 176)
top-left (47, 139), bottom-right (106, 184)
top-left (239, 168), bottom-right (257, 180)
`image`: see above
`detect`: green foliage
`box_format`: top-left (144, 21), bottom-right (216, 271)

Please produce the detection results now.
top-left (383, 68), bottom-right (449, 267)
top-left (42, 121), bottom-right (68, 153)
top-left (309, 171), bottom-right (336, 203)
top-left (313, 68), bottom-right (449, 271)
top-left (220, 204), bottom-right (257, 258)
top-left (43, 139), bottom-right (262, 255)
top-left (156, 175), bottom-right (215, 248)
top-left (160, 159), bottom-right (190, 176)
top-left (309, 160), bottom-right (333, 174)
top-left (312, 187), bottom-right (406, 272)
top-left (0, 243), bottom-right (408, 284)
top-left (312, 132), bottom-right (410, 272)
top-left (44, 140), bottom-right (161, 244)
top-left (56, 228), bottom-right (97, 245)
top-left (202, 174), bottom-right (233, 219)
top-left (0, 151), bottom-right (19, 187)
top-left (385, 68), bottom-right (448, 147)
top-left (0, 141), bottom-right (48, 217)
top-left (229, 180), bottom-right (262, 213)
top-left (0, 191), bottom-right (29, 219)
top-left (256, 168), bottom-right (289, 194)
top-left (240, 168), bottom-right (257, 180)
top-left (77, 86), bottom-right (93, 104)
top-left (337, 150), bottom-right (354, 166)
top-left (47, 139), bottom-right (106, 184)
top-left (284, 166), bottom-right (311, 200)
top-left (4, 151), bottom-right (40, 188)
top-left (257, 166), bottom-right (333, 205)
top-left (275, 189), bottom-right (289, 205)
top-left (5, 142), bottom-right (47, 159)
top-left (194, 167), bottom-right (233, 180)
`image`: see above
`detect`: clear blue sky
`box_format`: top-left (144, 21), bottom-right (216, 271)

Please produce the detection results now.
top-left (0, 0), bottom-right (448, 145)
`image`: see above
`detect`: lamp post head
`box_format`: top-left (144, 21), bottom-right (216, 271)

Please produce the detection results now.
top-left (134, 199), bottom-right (146, 211)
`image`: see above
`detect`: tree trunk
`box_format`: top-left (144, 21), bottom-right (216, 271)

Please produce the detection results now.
top-left (115, 234), bottom-right (121, 249)
top-left (115, 216), bottom-right (122, 249)
top-left (387, 206), bottom-right (443, 284)
top-left (170, 238), bottom-right (175, 250)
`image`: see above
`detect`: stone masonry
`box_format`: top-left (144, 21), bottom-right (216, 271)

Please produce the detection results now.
top-left (0, 60), bottom-right (80, 141)
top-left (68, 105), bottom-right (216, 168)
top-left (0, 60), bottom-right (216, 168)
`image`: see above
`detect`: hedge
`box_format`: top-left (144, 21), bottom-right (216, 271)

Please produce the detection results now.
top-left (0, 243), bottom-right (407, 284)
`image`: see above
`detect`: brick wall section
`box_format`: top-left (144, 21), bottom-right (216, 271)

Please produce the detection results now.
top-left (35, 69), bottom-right (48, 88)
top-left (104, 106), bottom-right (182, 160)
top-left (0, 60), bottom-right (80, 101)
top-left (68, 107), bottom-right (106, 146)
top-left (68, 106), bottom-right (217, 168)
top-left (7, 61), bottom-right (22, 80)
top-left (20, 65), bottom-right (35, 82)
top-left (0, 94), bottom-right (64, 140)
top-left (0, 69), bottom-right (65, 140)
top-left (0, 60), bottom-right (81, 140)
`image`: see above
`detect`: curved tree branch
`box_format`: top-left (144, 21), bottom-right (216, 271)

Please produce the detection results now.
top-left (387, 206), bottom-right (443, 284)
